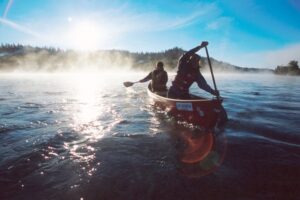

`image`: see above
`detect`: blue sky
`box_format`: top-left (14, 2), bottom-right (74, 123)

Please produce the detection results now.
top-left (0, 0), bottom-right (300, 68)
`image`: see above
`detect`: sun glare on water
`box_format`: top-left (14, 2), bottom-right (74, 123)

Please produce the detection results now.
top-left (68, 74), bottom-right (103, 122)
top-left (64, 74), bottom-right (106, 142)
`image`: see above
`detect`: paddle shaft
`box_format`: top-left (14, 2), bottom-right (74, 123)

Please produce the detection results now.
top-left (204, 46), bottom-right (219, 99)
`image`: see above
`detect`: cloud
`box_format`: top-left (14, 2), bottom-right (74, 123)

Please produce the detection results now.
top-left (162, 3), bottom-right (219, 30)
top-left (2, 0), bottom-right (14, 18)
top-left (0, 1), bottom-right (220, 50)
top-left (42, 2), bottom-right (219, 49)
top-left (95, 2), bottom-right (219, 33)
top-left (0, 17), bottom-right (42, 38)
top-left (206, 17), bottom-right (233, 30)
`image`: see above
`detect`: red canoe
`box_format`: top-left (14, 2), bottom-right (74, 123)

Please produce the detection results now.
top-left (147, 87), bottom-right (227, 129)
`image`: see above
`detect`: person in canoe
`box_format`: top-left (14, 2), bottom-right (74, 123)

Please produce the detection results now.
top-left (138, 61), bottom-right (168, 93)
top-left (167, 41), bottom-right (219, 99)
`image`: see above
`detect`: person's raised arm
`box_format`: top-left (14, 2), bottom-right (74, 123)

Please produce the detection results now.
top-left (177, 41), bottom-right (209, 72)
top-left (181, 41), bottom-right (209, 61)
top-left (188, 41), bottom-right (208, 55)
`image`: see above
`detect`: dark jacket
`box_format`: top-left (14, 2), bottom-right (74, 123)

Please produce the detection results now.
top-left (140, 69), bottom-right (168, 92)
top-left (168, 46), bottom-right (215, 99)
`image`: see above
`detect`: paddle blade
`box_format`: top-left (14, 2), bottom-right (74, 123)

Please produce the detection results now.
top-left (123, 81), bottom-right (134, 87)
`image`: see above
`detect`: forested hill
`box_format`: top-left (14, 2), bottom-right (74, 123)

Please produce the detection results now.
top-left (274, 60), bottom-right (300, 76)
top-left (0, 44), bottom-right (272, 73)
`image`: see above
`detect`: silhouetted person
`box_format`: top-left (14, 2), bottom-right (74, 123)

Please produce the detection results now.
top-left (168, 41), bottom-right (218, 99)
top-left (139, 61), bottom-right (168, 93)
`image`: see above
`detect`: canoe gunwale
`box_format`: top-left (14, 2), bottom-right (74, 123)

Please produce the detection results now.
top-left (147, 87), bottom-right (220, 103)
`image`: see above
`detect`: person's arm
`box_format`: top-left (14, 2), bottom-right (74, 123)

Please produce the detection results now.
top-left (187, 41), bottom-right (208, 55)
top-left (196, 72), bottom-right (218, 95)
top-left (180, 41), bottom-right (209, 62)
top-left (139, 72), bottom-right (152, 83)
top-left (177, 41), bottom-right (209, 73)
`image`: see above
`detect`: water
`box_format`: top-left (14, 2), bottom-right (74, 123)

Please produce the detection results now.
top-left (0, 73), bottom-right (299, 200)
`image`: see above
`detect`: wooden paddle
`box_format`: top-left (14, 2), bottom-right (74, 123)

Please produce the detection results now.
top-left (204, 46), bottom-right (228, 124)
top-left (123, 81), bottom-right (139, 87)
top-left (204, 46), bottom-right (219, 99)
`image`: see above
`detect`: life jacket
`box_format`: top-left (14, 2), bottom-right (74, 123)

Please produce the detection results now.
top-left (172, 70), bottom-right (197, 94)
top-left (151, 70), bottom-right (167, 91)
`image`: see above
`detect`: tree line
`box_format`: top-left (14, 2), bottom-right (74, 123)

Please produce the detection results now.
top-left (0, 44), bottom-right (186, 72)
top-left (274, 60), bottom-right (300, 75)
top-left (0, 44), bottom-right (272, 73)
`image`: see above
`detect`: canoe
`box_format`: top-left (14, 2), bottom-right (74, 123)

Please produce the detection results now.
top-left (147, 87), bottom-right (226, 129)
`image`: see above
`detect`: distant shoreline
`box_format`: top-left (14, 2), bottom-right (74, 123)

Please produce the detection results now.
top-left (0, 44), bottom-right (273, 73)
top-left (274, 63), bottom-right (300, 76)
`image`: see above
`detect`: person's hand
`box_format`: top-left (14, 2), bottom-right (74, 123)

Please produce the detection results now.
top-left (200, 41), bottom-right (209, 47)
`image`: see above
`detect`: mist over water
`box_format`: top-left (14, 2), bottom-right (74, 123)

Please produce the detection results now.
top-left (0, 72), bottom-right (299, 200)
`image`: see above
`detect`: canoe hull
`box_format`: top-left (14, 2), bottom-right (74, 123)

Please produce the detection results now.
top-left (147, 88), bottom-right (224, 129)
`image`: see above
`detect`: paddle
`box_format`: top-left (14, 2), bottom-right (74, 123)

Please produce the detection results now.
top-left (123, 81), bottom-right (139, 87)
top-left (204, 46), bottom-right (228, 125)
top-left (204, 46), bottom-right (219, 99)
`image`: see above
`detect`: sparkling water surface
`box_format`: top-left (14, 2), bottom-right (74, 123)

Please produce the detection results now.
top-left (0, 73), bottom-right (299, 200)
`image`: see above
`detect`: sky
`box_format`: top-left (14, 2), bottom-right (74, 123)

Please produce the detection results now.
top-left (0, 0), bottom-right (300, 68)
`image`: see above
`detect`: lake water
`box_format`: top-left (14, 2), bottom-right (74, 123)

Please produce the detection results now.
top-left (0, 73), bottom-right (299, 200)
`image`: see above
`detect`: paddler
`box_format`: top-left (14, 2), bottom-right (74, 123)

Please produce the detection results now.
top-left (139, 61), bottom-right (168, 93)
top-left (167, 41), bottom-right (219, 99)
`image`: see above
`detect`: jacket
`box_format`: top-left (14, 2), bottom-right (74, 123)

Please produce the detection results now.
top-left (170, 47), bottom-right (215, 96)
top-left (140, 69), bottom-right (168, 92)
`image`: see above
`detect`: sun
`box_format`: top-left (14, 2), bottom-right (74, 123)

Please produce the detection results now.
top-left (68, 20), bottom-right (104, 50)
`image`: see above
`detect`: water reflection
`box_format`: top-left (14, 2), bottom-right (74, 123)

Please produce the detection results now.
top-left (174, 128), bottom-right (227, 178)
top-left (61, 74), bottom-right (107, 176)
top-left (158, 120), bottom-right (227, 178)
top-left (179, 131), bottom-right (214, 164)
top-left (71, 74), bottom-right (103, 124)
top-left (147, 97), bottom-right (228, 177)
